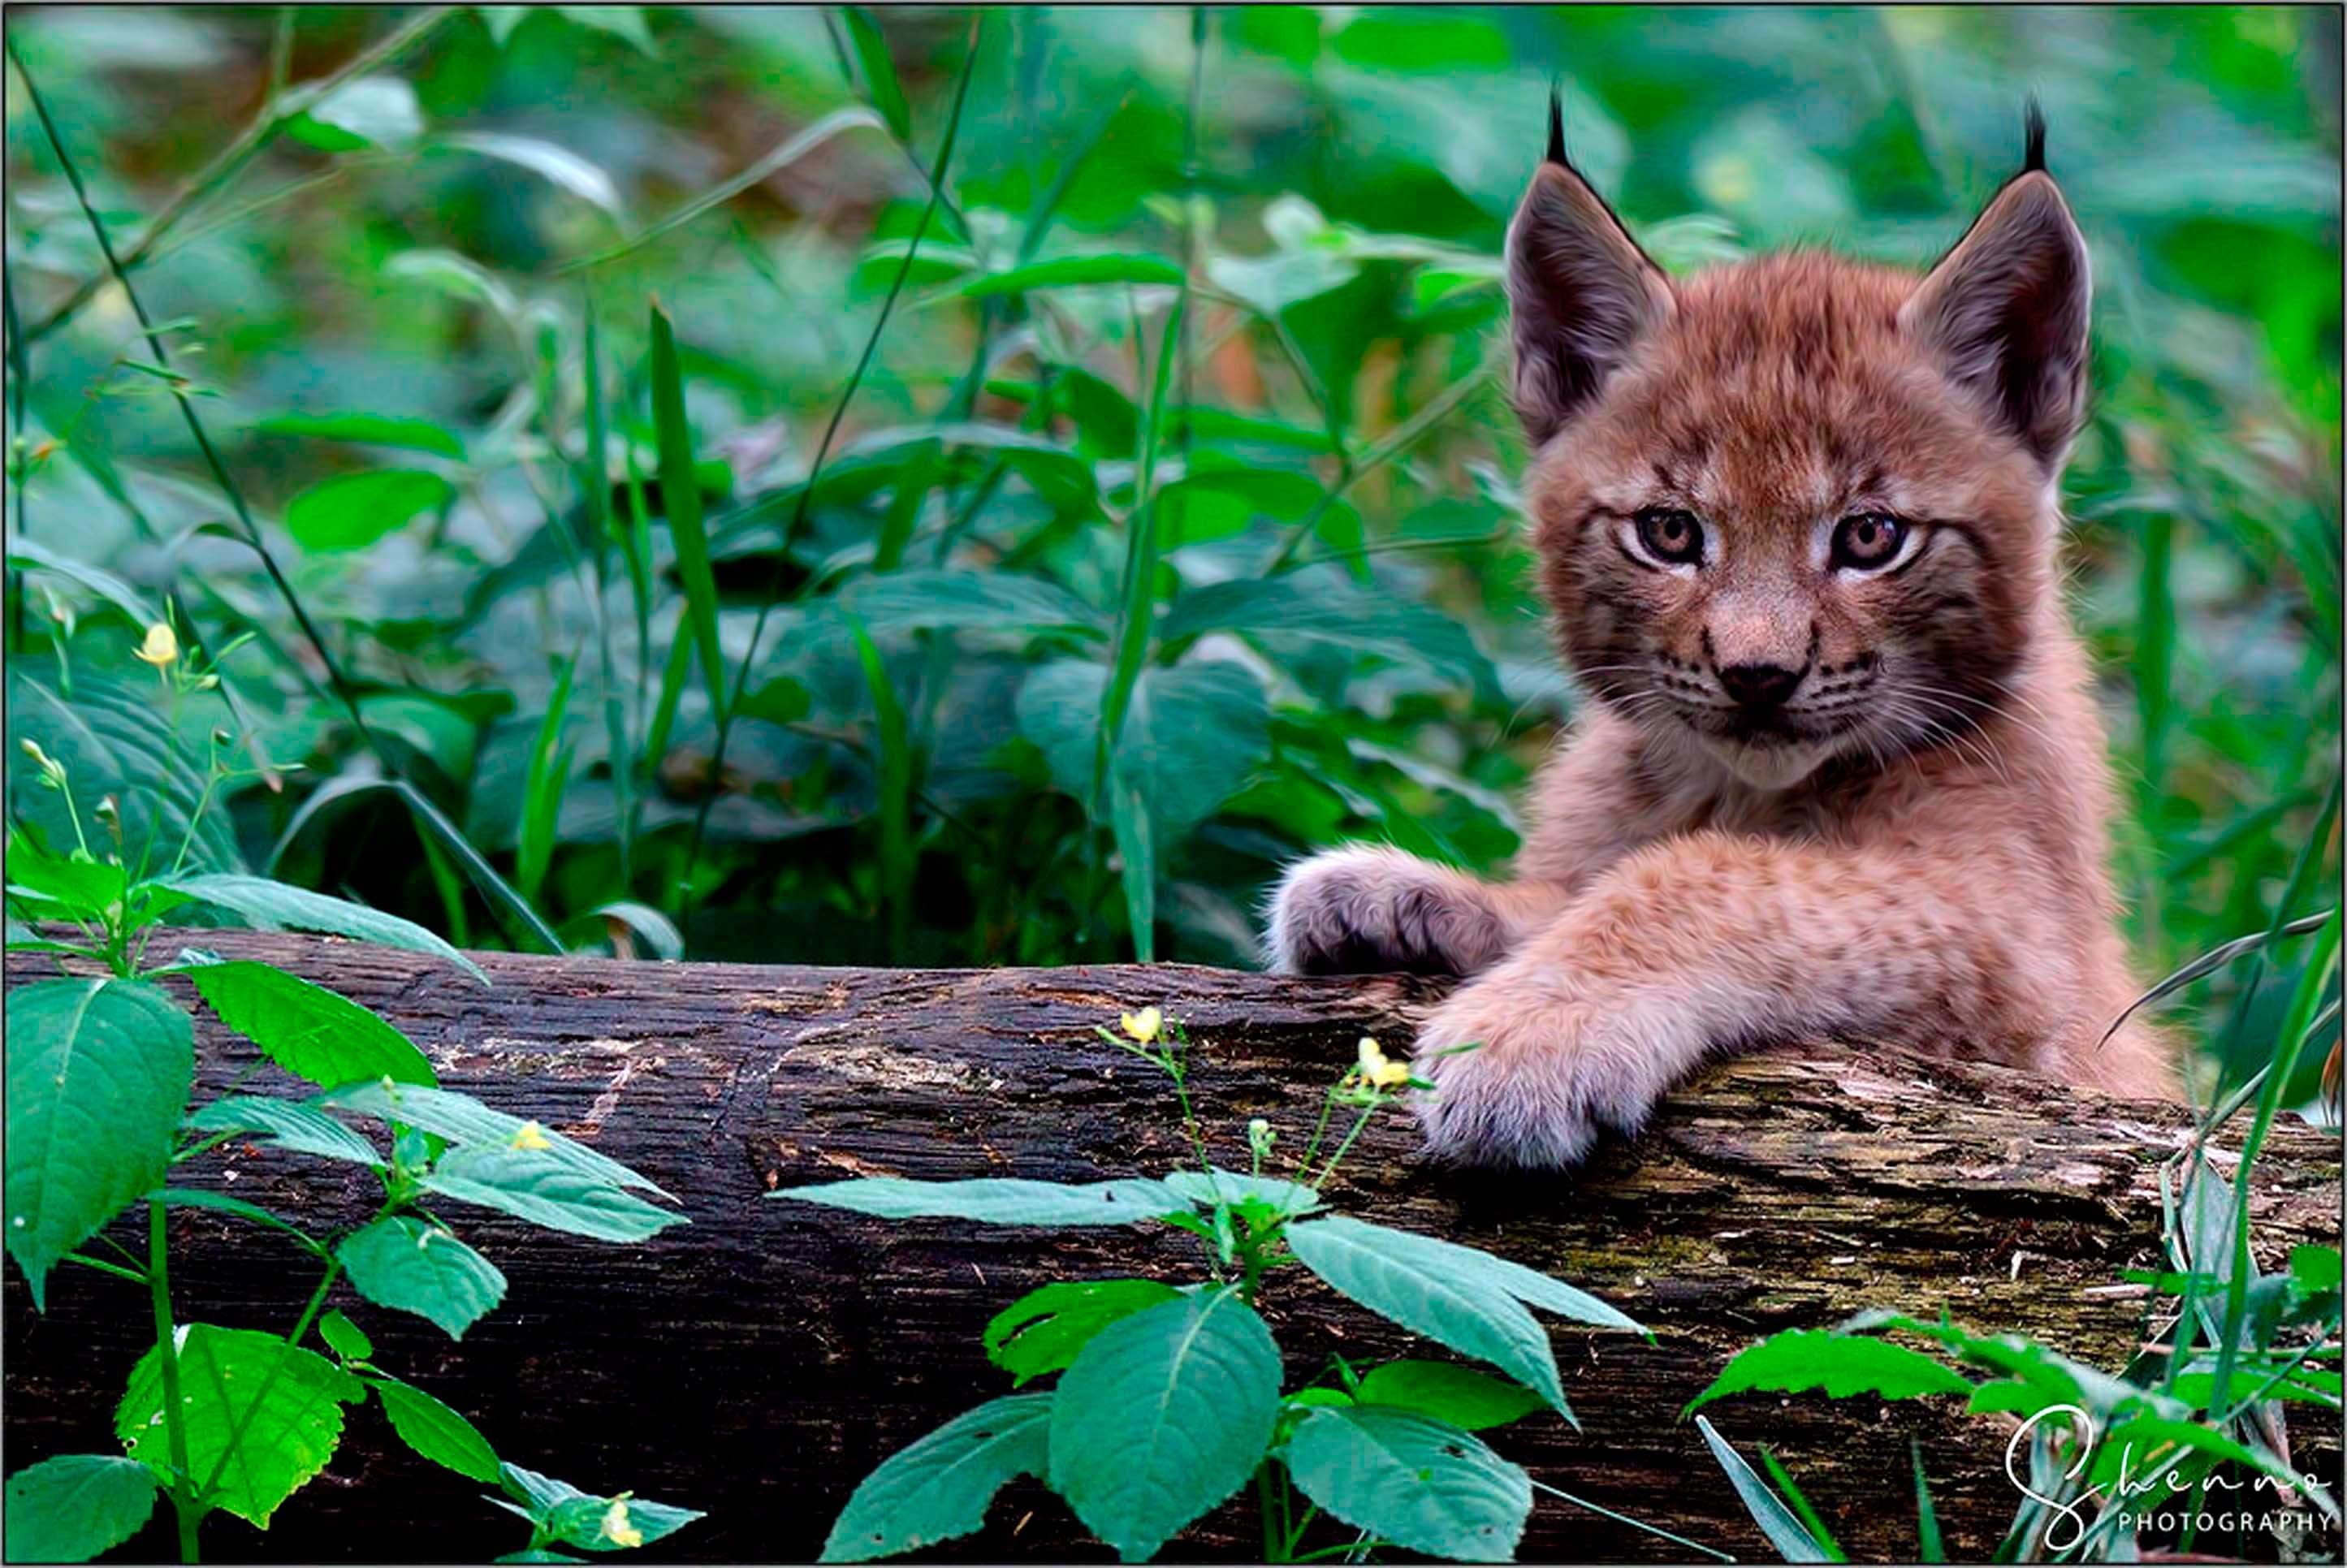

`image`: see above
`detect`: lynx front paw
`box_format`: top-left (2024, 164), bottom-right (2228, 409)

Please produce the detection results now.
top-left (1264, 846), bottom-right (1511, 978)
top-left (1409, 971), bottom-right (1682, 1168)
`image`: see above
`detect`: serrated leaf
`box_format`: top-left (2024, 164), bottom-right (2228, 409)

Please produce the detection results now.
top-left (2086, 1416), bottom-right (2340, 1515)
top-left (1161, 1167), bottom-right (1323, 1217)
top-left (283, 468), bottom-right (452, 551)
top-left (776, 1176), bottom-right (1186, 1227)
top-left (116, 1324), bottom-right (363, 1528)
top-left (319, 1308), bottom-right (373, 1363)
top-left (820, 1394), bottom-right (1052, 1562)
top-left (6, 827), bottom-right (128, 914)
top-left (983, 1280), bottom-right (1182, 1386)
top-left (1352, 1360), bottom-right (1547, 1432)
top-left (162, 875), bottom-right (487, 983)
top-left (1685, 1329), bottom-right (1975, 1415)
top-left (417, 1147), bottom-right (682, 1242)
top-left (370, 1375), bottom-right (503, 1482)
top-left (2, 1454), bottom-right (160, 1563)
top-left (1047, 1289), bottom-right (1282, 1562)
top-left (1282, 1406), bottom-right (1531, 1562)
top-left (181, 961), bottom-right (436, 1089)
top-left (5, 978), bottom-right (192, 1308)
top-left (320, 1080), bottom-right (668, 1195)
top-left (1285, 1216), bottom-right (1638, 1423)
top-left (188, 1095), bottom-right (386, 1168)
top-left (338, 1216), bottom-right (508, 1339)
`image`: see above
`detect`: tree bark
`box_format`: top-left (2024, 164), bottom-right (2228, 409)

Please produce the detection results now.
top-left (4, 932), bottom-right (2337, 1564)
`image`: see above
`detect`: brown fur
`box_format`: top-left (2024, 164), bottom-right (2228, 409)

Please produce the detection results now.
top-left (1266, 136), bottom-right (2171, 1167)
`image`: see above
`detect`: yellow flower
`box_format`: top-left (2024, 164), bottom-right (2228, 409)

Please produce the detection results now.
top-left (1121, 1006), bottom-right (1163, 1044)
top-left (508, 1121), bottom-right (553, 1151)
top-left (133, 622), bottom-right (179, 669)
top-left (1356, 1036), bottom-right (1410, 1090)
top-left (601, 1498), bottom-right (644, 1549)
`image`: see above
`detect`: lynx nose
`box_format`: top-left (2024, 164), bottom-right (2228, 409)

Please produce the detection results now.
top-left (1717, 662), bottom-right (1804, 710)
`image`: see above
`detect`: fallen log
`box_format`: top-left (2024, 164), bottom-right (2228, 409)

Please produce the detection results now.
top-left (3, 931), bottom-right (2337, 1563)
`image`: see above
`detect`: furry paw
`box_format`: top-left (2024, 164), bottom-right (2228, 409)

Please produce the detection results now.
top-left (1264, 845), bottom-right (1511, 978)
top-left (1409, 968), bottom-right (1679, 1168)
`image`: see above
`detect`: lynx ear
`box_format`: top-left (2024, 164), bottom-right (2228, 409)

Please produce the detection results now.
top-left (1505, 98), bottom-right (1673, 447)
top-left (1901, 123), bottom-right (2091, 468)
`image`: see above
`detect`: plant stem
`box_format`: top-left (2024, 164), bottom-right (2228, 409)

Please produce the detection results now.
top-left (1255, 1459), bottom-right (1286, 1564)
top-left (19, 6), bottom-right (452, 346)
top-left (1309, 1100), bottom-right (1382, 1190)
top-left (148, 1201), bottom-right (203, 1563)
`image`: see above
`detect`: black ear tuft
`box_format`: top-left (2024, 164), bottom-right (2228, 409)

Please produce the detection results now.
top-left (2022, 96), bottom-right (2047, 174)
top-left (1546, 84), bottom-right (1567, 168)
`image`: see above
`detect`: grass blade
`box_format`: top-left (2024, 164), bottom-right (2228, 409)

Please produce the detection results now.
top-left (647, 300), bottom-right (727, 731)
top-left (1759, 1446), bottom-right (1847, 1562)
top-left (841, 7), bottom-right (913, 145)
top-left (844, 615), bottom-right (913, 957)
top-left (518, 654), bottom-right (578, 905)
top-left (1911, 1441), bottom-right (1943, 1563)
top-left (1694, 1415), bottom-right (1832, 1563)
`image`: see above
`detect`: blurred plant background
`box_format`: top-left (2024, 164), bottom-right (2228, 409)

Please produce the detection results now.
top-left (4, 5), bottom-right (2338, 1102)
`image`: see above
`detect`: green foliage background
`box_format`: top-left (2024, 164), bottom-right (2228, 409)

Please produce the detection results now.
top-left (5, 6), bottom-right (2339, 1094)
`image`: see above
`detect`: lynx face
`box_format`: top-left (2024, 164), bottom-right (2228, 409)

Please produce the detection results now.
top-left (1507, 110), bottom-right (2089, 788)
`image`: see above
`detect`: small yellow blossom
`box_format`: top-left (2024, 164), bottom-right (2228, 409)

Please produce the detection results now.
top-left (1120, 1006), bottom-right (1163, 1045)
top-left (1356, 1036), bottom-right (1410, 1090)
top-left (601, 1498), bottom-right (644, 1549)
top-left (133, 622), bottom-right (179, 669)
top-left (508, 1121), bottom-right (553, 1152)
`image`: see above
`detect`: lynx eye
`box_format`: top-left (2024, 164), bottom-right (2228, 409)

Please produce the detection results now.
top-left (1632, 508), bottom-right (1705, 567)
top-left (1830, 511), bottom-right (1909, 572)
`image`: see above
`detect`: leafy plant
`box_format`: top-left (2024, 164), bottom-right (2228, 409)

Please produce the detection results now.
top-left (2, 638), bottom-right (702, 1564)
top-left (1688, 908), bottom-right (2345, 1563)
top-left (775, 1010), bottom-right (1671, 1563)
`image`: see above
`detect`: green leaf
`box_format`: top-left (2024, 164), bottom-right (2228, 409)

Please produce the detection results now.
top-left (252, 410), bottom-right (468, 460)
top-left (500, 1465), bottom-right (703, 1552)
top-left (162, 874), bottom-right (488, 983)
top-left (319, 1308), bottom-right (373, 1363)
top-left (370, 1375), bottom-right (503, 1483)
top-left (961, 253), bottom-right (1186, 297)
top-left (2292, 1243), bottom-right (2343, 1297)
top-left (1694, 1415), bottom-right (1833, 1563)
top-left (554, 5), bottom-right (655, 53)
top-left (1283, 1216), bottom-right (1641, 1423)
top-left (290, 75), bottom-right (424, 151)
top-left (116, 1324), bottom-right (364, 1527)
top-left (835, 569), bottom-right (1105, 639)
top-left (820, 1394), bottom-right (1052, 1562)
top-left (2, 1454), bottom-right (159, 1563)
top-left (188, 1095), bottom-right (386, 1168)
top-left (1282, 1406), bottom-right (1531, 1562)
top-left (319, 1080), bottom-right (668, 1195)
top-left (983, 1280), bottom-right (1183, 1386)
top-left (6, 537), bottom-right (162, 627)
top-left (841, 7), bottom-right (911, 144)
top-left (13, 672), bottom-right (243, 875)
top-left (2085, 1416), bottom-right (2339, 1517)
top-left (1911, 1441), bottom-right (1943, 1564)
top-left (283, 468), bottom-right (453, 551)
top-left (337, 1216), bottom-right (508, 1339)
top-left (518, 655), bottom-right (577, 905)
top-left (181, 961), bottom-right (437, 1089)
top-left (417, 1146), bottom-right (683, 1242)
top-left (1159, 568), bottom-right (1502, 700)
top-left (648, 300), bottom-right (726, 734)
top-left (776, 1176), bottom-right (1186, 1227)
top-left (442, 132), bottom-right (629, 222)
top-left (1352, 1360), bottom-right (1547, 1432)
top-left (1684, 1330), bottom-right (1974, 1415)
top-left (5, 978), bottom-right (192, 1308)
top-left (1160, 1167), bottom-right (1323, 1218)
top-left (1047, 1289), bottom-right (1283, 1562)
top-left (1017, 659), bottom-right (1271, 849)
top-left (6, 826), bottom-right (128, 914)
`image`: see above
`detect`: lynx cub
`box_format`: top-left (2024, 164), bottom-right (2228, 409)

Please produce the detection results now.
top-left (1266, 104), bottom-right (2172, 1167)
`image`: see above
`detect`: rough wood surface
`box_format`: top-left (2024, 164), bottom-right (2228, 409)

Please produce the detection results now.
top-left (4, 932), bottom-right (2337, 1563)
